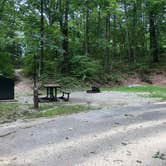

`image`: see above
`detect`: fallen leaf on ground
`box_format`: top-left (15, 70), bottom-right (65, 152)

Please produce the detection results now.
top-left (121, 142), bottom-right (127, 146)
top-left (136, 160), bottom-right (142, 164)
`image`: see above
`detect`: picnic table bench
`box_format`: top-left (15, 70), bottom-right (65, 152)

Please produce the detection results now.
top-left (59, 89), bottom-right (71, 101)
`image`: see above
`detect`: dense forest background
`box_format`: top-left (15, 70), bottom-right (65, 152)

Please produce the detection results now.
top-left (0, 0), bottom-right (165, 85)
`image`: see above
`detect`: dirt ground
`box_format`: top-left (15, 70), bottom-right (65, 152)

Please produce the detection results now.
top-left (122, 72), bottom-right (166, 86)
top-left (1, 70), bottom-right (166, 166)
top-left (15, 69), bottom-right (33, 97)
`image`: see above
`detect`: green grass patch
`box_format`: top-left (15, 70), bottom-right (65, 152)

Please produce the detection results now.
top-left (25, 105), bottom-right (95, 118)
top-left (108, 85), bottom-right (166, 99)
top-left (0, 102), bottom-right (20, 123)
top-left (0, 102), bottom-right (95, 124)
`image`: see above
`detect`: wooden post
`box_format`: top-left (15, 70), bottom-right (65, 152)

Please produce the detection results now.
top-left (33, 54), bottom-right (39, 109)
top-left (34, 86), bottom-right (39, 109)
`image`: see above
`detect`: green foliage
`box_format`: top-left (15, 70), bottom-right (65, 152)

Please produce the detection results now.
top-left (101, 73), bottom-right (123, 85)
top-left (40, 59), bottom-right (59, 79)
top-left (0, 0), bottom-right (166, 83)
top-left (56, 76), bottom-right (81, 88)
top-left (135, 63), bottom-right (151, 74)
top-left (0, 0), bottom-right (22, 76)
top-left (70, 55), bottom-right (101, 81)
top-left (22, 54), bottom-right (34, 76)
top-left (0, 54), bottom-right (13, 77)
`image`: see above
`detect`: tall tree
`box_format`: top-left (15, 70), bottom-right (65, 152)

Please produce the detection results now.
top-left (104, 8), bottom-right (111, 71)
top-left (39, 0), bottom-right (44, 75)
top-left (84, 0), bottom-right (90, 56)
top-left (60, 0), bottom-right (70, 74)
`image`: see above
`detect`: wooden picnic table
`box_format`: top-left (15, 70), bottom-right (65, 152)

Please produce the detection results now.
top-left (43, 84), bottom-right (61, 101)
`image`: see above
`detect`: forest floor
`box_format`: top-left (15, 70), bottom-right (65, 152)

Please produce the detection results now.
top-left (0, 70), bottom-right (166, 165)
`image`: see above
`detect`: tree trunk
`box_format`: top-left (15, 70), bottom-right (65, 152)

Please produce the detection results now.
top-left (84, 0), bottom-right (89, 56)
top-left (156, 19), bottom-right (160, 60)
top-left (112, 14), bottom-right (117, 58)
top-left (123, 0), bottom-right (131, 63)
top-left (141, 1), bottom-right (147, 56)
top-left (96, 5), bottom-right (101, 59)
top-left (62, 0), bottom-right (70, 74)
top-left (33, 54), bottom-right (39, 109)
top-left (104, 12), bottom-right (111, 72)
top-left (39, 0), bottom-right (44, 76)
top-left (132, 1), bottom-right (137, 63)
top-left (119, 21), bottom-right (126, 62)
top-left (149, 9), bottom-right (159, 63)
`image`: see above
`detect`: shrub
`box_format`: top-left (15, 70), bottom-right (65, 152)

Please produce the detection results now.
top-left (22, 54), bottom-right (34, 76)
top-left (0, 53), bottom-right (14, 77)
top-left (70, 55), bottom-right (101, 81)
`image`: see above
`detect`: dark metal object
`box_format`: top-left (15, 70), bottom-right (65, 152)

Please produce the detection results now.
top-left (0, 76), bottom-right (14, 100)
top-left (86, 86), bottom-right (100, 93)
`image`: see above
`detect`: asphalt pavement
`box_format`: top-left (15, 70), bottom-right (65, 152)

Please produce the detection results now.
top-left (0, 103), bottom-right (166, 166)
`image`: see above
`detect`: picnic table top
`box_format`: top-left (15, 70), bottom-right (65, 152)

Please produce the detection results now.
top-left (43, 84), bottom-right (61, 88)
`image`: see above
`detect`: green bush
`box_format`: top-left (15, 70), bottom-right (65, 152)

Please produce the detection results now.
top-left (0, 53), bottom-right (14, 77)
top-left (70, 55), bottom-right (101, 81)
top-left (23, 54), bottom-right (34, 76)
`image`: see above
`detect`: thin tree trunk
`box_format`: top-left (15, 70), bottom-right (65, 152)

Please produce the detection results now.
top-left (62, 0), bottom-right (70, 74)
top-left (33, 54), bottom-right (39, 109)
top-left (112, 14), bottom-right (117, 58)
top-left (119, 21), bottom-right (126, 62)
top-left (84, 0), bottom-right (89, 56)
top-left (123, 0), bottom-right (131, 63)
top-left (104, 12), bottom-right (111, 72)
top-left (149, 9), bottom-right (159, 62)
top-left (39, 0), bottom-right (44, 76)
top-left (141, 1), bottom-right (146, 56)
top-left (132, 1), bottom-right (137, 63)
top-left (156, 20), bottom-right (160, 59)
top-left (96, 5), bottom-right (101, 59)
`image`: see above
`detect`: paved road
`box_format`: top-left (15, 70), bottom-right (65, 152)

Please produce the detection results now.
top-left (0, 103), bottom-right (166, 166)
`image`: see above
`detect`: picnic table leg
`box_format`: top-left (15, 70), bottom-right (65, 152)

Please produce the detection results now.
top-left (46, 88), bottom-right (49, 98)
top-left (50, 88), bottom-right (54, 99)
top-left (54, 88), bottom-right (58, 100)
